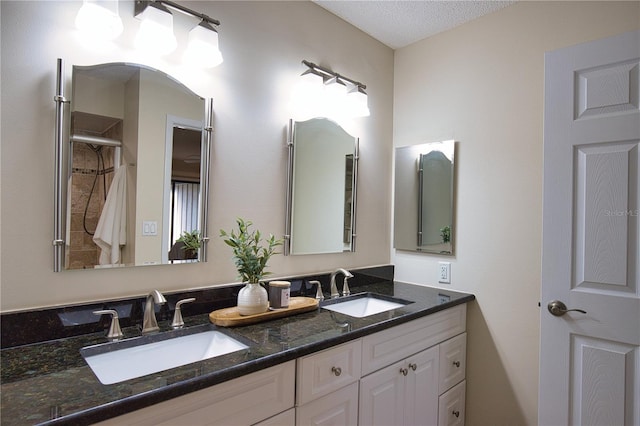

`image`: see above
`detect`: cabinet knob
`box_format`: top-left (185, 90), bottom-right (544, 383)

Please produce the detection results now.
top-left (452, 410), bottom-right (460, 418)
top-left (453, 360), bottom-right (460, 368)
top-left (408, 363), bottom-right (417, 371)
top-left (331, 366), bottom-right (342, 377)
top-left (400, 367), bottom-right (408, 376)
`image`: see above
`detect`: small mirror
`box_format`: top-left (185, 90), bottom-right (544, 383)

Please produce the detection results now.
top-left (285, 118), bottom-right (359, 255)
top-left (62, 63), bottom-right (212, 269)
top-left (394, 141), bottom-right (455, 254)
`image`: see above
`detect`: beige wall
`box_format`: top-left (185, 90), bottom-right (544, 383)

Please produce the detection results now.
top-left (0, 1), bottom-right (394, 310)
top-left (393, 2), bottom-right (639, 425)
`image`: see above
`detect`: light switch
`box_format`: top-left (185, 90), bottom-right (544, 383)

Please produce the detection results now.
top-left (142, 221), bottom-right (158, 236)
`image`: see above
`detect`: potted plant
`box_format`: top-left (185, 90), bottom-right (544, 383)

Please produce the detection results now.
top-left (176, 230), bottom-right (201, 259)
top-left (220, 218), bottom-right (282, 315)
top-left (440, 226), bottom-right (451, 244)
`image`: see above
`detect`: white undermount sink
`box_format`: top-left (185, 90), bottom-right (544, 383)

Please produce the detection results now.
top-left (81, 328), bottom-right (248, 385)
top-left (321, 293), bottom-right (410, 318)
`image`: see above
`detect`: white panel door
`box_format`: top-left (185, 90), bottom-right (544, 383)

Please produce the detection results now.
top-left (405, 346), bottom-right (439, 426)
top-left (540, 30), bottom-right (640, 425)
top-left (359, 359), bottom-right (406, 426)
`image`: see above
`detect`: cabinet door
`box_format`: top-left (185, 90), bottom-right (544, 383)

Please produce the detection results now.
top-left (438, 333), bottom-right (466, 394)
top-left (359, 359), bottom-right (406, 426)
top-left (296, 382), bottom-right (359, 426)
top-left (405, 346), bottom-right (439, 426)
top-left (438, 380), bottom-right (466, 426)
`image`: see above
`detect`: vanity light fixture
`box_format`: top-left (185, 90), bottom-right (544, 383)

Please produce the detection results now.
top-left (75, 0), bottom-right (124, 41)
top-left (300, 60), bottom-right (370, 118)
top-left (134, 0), bottom-right (223, 66)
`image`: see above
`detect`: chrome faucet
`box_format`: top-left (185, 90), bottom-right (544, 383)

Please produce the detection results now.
top-left (142, 289), bottom-right (166, 334)
top-left (329, 268), bottom-right (354, 299)
top-left (309, 280), bottom-right (324, 301)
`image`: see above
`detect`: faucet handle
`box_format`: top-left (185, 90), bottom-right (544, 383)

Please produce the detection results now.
top-left (309, 280), bottom-right (324, 301)
top-left (93, 309), bottom-right (124, 341)
top-left (342, 277), bottom-right (351, 297)
top-left (171, 298), bottom-right (196, 329)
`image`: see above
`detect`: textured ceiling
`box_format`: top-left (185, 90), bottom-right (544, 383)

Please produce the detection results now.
top-left (313, 1), bottom-right (516, 49)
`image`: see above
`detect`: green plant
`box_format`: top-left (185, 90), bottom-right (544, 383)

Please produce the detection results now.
top-left (440, 226), bottom-right (451, 243)
top-left (220, 218), bottom-right (283, 284)
top-left (177, 230), bottom-right (201, 252)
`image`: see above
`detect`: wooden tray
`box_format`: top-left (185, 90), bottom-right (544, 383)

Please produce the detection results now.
top-left (209, 297), bottom-right (319, 327)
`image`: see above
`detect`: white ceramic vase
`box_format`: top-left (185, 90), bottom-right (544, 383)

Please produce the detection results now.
top-left (237, 283), bottom-right (269, 316)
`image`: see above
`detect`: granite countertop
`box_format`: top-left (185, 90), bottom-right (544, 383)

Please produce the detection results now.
top-left (1, 281), bottom-right (474, 425)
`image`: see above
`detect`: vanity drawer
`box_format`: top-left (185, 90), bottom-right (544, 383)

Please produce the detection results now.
top-left (362, 304), bottom-right (466, 376)
top-left (254, 408), bottom-right (295, 426)
top-left (439, 332), bottom-right (466, 393)
top-left (296, 382), bottom-right (359, 425)
top-left (438, 380), bottom-right (466, 426)
top-left (296, 340), bottom-right (362, 405)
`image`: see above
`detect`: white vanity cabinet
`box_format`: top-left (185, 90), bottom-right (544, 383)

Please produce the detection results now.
top-left (94, 304), bottom-right (468, 426)
top-left (295, 340), bottom-right (361, 425)
top-left (359, 304), bottom-right (467, 426)
top-left (96, 361), bottom-right (295, 426)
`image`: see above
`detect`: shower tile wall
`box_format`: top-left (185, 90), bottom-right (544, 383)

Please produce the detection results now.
top-left (67, 144), bottom-right (115, 269)
top-left (66, 111), bottom-right (123, 270)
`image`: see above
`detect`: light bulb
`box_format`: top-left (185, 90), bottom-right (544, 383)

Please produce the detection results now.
top-left (75, 1), bottom-right (123, 41)
top-left (135, 3), bottom-right (177, 55)
top-left (184, 23), bottom-right (223, 68)
top-left (348, 86), bottom-right (370, 117)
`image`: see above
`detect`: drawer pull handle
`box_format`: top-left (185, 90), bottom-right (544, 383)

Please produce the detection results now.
top-left (331, 366), bottom-right (342, 376)
top-left (400, 367), bottom-right (408, 376)
top-left (453, 361), bottom-right (461, 368)
top-left (408, 363), bottom-right (417, 371)
top-left (452, 410), bottom-right (460, 418)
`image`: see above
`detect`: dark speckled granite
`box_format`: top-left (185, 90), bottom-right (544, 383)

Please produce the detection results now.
top-left (1, 266), bottom-right (474, 425)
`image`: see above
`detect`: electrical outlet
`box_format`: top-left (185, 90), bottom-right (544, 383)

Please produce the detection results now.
top-left (438, 262), bottom-right (451, 284)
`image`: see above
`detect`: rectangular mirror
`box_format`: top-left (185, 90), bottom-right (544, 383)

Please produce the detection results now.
top-left (394, 141), bottom-right (455, 255)
top-left (55, 61), bottom-right (213, 270)
top-left (285, 118), bottom-right (359, 255)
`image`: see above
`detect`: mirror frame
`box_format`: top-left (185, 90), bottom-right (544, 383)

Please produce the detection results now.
top-left (53, 59), bottom-right (213, 271)
top-left (284, 118), bottom-right (359, 255)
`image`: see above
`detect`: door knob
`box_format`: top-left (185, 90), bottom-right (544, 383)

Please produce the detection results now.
top-left (547, 300), bottom-right (586, 317)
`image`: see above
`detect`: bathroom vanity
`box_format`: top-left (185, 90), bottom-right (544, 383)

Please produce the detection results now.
top-left (0, 274), bottom-right (473, 425)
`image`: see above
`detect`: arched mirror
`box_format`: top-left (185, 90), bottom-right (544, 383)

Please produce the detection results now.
top-left (285, 118), bottom-right (359, 255)
top-left (394, 141), bottom-right (455, 255)
top-left (53, 60), bottom-right (213, 271)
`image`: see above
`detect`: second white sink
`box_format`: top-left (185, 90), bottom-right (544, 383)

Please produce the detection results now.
top-left (321, 293), bottom-right (410, 318)
top-left (82, 328), bottom-right (248, 385)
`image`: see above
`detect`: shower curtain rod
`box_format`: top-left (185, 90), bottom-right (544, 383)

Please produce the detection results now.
top-left (71, 134), bottom-right (122, 147)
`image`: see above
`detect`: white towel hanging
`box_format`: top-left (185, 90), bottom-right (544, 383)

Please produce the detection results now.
top-left (93, 166), bottom-right (127, 265)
